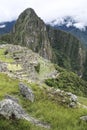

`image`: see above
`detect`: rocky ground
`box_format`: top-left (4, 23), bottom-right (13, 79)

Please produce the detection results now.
top-left (0, 44), bottom-right (57, 82)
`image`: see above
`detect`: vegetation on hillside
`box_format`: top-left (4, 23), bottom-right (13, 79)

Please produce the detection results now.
top-left (45, 66), bottom-right (87, 97)
top-left (0, 73), bottom-right (87, 130)
top-left (47, 25), bottom-right (86, 76)
top-left (53, 23), bottom-right (87, 47)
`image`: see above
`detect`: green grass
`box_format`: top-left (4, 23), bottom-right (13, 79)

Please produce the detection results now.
top-left (17, 83), bottom-right (87, 130)
top-left (0, 73), bottom-right (87, 130)
top-left (0, 115), bottom-right (45, 130)
top-left (45, 68), bottom-right (87, 97)
top-left (0, 48), bottom-right (14, 63)
top-left (29, 102), bottom-right (87, 130)
top-left (0, 73), bottom-right (19, 100)
top-left (78, 96), bottom-right (87, 106)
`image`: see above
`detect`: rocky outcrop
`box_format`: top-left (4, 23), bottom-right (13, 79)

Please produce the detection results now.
top-left (0, 99), bottom-right (50, 129)
top-left (67, 92), bottom-right (77, 108)
top-left (69, 93), bottom-right (77, 103)
top-left (19, 83), bottom-right (34, 102)
top-left (5, 95), bottom-right (19, 103)
top-left (47, 88), bottom-right (78, 108)
top-left (0, 44), bottom-right (56, 82)
top-left (12, 8), bottom-right (52, 60)
top-left (0, 99), bottom-right (25, 119)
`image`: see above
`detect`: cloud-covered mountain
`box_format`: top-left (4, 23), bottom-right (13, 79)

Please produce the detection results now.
top-left (49, 16), bottom-right (87, 46)
top-left (49, 16), bottom-right (86, 30)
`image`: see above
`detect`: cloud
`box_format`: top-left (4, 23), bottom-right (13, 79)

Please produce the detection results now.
top-left (0, 0), bottom-right (87, 28)
top-left (0, 24), bottom-right (6, 28)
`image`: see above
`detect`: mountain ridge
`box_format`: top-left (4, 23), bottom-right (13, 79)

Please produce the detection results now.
top-left (49, 16), bottom-right (87, 46)
top-left (11, 8), bottom-right (53, 60)
top-left (0, 8), bottom-right (87, 79)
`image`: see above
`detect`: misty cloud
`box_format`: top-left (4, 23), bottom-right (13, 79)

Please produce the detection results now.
top-left (0, 0), bottom-right (87, 28)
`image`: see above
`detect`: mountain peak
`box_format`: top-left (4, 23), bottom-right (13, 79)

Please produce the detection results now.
top-left (21, 8), bottom-right (36, 16)
top-left (12, 8), bottom-right (52, 60)
top-left (18, 8), bottom-right (37, 21)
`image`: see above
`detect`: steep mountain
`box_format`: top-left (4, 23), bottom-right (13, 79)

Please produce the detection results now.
top-left (46, 25), bottom-right (86, 76)
top-left (11, 8), bottom-right (52, 60)
top-left (0, 9), bottom-right (87, 130)
top-left (0, 8), bottom-right (87, 78)
top-left (0, 21), bottom-right (16, 35)
top-left (49, 17), bottom-right (87, 46)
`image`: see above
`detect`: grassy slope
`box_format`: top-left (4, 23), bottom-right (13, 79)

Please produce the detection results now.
top-left (0, 73), bottom-right (87, 130)
top-left (0, 45), bottom-right (87, 129)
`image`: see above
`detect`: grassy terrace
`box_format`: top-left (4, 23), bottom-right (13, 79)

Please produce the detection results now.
top-left (0, 73), bottom-right (87, 130)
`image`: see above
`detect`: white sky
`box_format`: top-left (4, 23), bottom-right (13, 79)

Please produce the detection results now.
top-left (0, 0), bottom-right (87, 27)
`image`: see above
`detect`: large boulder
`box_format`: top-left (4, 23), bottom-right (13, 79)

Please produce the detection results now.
top-left (19, 83), bottom-right (34, 102)
top-left (0, 99), bottom-right (50, 129)
top-left (0, 99), bottom-right (25, 119)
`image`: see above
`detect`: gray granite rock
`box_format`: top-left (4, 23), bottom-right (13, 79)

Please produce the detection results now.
top-left (19, 83), bottom-right (34, 102)
top-left (0, 99), bottom-right (25, 119)
top-left (70, 94), bottom-right (77, 103)
top-left (5, 95), bottom-right (19, 103)
top-left (67, 93), bottom-right (77, 108)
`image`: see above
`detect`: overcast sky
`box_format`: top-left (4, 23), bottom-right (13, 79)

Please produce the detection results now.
top-left (0, 0), bottom-right (87, 28)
